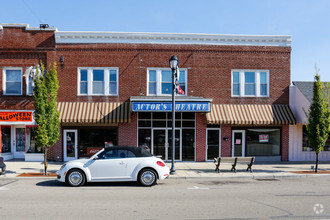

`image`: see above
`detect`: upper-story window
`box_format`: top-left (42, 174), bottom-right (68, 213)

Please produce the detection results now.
top-left (27, 76), bottom-right (34, 95)
top-left (231, 70), bottom-right (269, 97)
top-left (147, 68), bottom-right (187, 96)
top-left (78, 68), bottom-right (118, 96)
top-left (3, 68), bottom-right (23, 95)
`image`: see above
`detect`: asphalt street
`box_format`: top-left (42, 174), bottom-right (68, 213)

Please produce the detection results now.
top-left (0, 176), bottom-right (329, 219)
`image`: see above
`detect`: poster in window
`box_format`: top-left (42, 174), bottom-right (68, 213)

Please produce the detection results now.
top-left (105, 141), bottom-right (113, 148)
top-left (259, 134), bottom-right (269, 143)
top-left (235, 139), bottom-right (241, 145)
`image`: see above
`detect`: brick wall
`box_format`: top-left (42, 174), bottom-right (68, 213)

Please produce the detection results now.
top-left (118, 113), bottom-right (138, 146)
top-left (281, 125), bottom-right (289, 161)
top-left (195, 113), bottom-right (206, 161)
top-left (221, 125), bottom-right (232, 157)
top-left (56, 43), bottom-right (291, 105)
top-left (48, 126), bottom-right (63, 162)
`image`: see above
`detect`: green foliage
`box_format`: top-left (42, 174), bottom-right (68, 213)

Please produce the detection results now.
top-left (33, 62), bottom-right (60, 150)
top-left (306, 73), bottom-right (330, 154)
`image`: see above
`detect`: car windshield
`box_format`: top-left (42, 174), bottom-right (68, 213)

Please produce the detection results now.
top-left (93, 146), bottom-right (153, 159)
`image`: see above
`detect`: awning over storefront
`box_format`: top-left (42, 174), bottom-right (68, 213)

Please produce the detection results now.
top-left (57, 102), bottom-right (131, 124)
top-left (206, 104), bottom-right (296, 125)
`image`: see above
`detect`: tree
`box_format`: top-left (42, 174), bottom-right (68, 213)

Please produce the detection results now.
top-left (305, 70), bottom-right (330, 173)
top-left (33, 62), bottom-right (60, 175)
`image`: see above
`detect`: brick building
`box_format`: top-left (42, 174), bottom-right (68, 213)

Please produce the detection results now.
top-left (0, 24), bottom-right (295, 162)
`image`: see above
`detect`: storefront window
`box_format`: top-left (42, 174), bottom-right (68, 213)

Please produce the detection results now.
top-left (138, 129), bottom-right (151, 151)
top-left (303, 125), bottom-right (330, 151)
top-left (26, 126), bottom-right (42, 153)
top-left (246, 128), bottom-right (281, 156)
top-left (1, 126), bottom-right (11, 153)
top-left (79, 128), bottom-right (117, 157)
top-left (137, 112), bottom-right (195, 160)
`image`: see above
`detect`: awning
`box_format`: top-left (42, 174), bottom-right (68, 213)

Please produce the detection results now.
top-left (206, 104), bottom-right (296, 125)
top-left (57, 102), bottom-right (131, 124)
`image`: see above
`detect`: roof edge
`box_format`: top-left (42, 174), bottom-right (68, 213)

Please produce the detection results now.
top-left (0, 23), bottom-right (57, 31)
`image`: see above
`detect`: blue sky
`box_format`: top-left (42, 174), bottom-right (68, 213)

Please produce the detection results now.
top-left (1, 0), bottom-right (330, 82)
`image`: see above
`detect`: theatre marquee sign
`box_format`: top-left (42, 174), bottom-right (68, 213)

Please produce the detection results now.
top-left (132, 102), bottom-right (211, 112)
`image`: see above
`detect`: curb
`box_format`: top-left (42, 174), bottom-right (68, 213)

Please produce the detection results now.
top-left (2, 173), bottom-right (330, 181)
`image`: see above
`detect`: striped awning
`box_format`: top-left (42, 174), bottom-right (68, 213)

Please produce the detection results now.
top-left (57, 102), bottom-right (131, 124)
top-left (206, 104), bottom-right (296, 125)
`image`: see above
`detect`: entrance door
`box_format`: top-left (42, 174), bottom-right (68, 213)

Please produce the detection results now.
top-left (14, 126), bottom-right (26, 158)
top-left (64, 130), bottom-right (78, 161)
top-left (232, 130), bottom-right (245, 157)
top-left (152, 129), bottom-right (166, 159)
top-left (167, 129), bottom-right (181, 161)
top-left (206, 128), bottom-right (221, 160)
top-left (152, 128), bottom-right (181, 161)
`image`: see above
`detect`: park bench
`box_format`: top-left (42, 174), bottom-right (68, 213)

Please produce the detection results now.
top-left (214, 157), bottom-right (255, 173)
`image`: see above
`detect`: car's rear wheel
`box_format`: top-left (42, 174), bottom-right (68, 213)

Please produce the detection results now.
top-left (66, 169), bottom-right (85, 187)
top-left (138, 169), bottom-right (157, 187)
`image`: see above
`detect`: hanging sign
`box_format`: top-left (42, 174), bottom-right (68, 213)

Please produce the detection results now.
top-left (0, 112), bottom-right (33, 122)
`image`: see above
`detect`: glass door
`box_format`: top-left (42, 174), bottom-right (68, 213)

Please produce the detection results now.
top-left (14, 126), bottom-right (26, 158)
top-left (232, 130), bottom-right (245, 157)
top-left (152, 129), bottom-right (166, 159)
top-left (64, 130), bottom-right (78, 161)
top-left (206, 128), bottom-right (221, 160)
top-left (152, 128), bottom-right (181, 161)
top-left (167, 129), bottom-right (181, 161)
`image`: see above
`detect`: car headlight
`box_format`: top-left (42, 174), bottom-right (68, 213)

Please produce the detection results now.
top-left (60, 164), bottom-right (66, 170)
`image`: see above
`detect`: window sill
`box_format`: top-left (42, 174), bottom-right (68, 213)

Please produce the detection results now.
top-left (77, 94), bottom-right (119, 97)
top-left (231, 96), bottom-right (270, 98)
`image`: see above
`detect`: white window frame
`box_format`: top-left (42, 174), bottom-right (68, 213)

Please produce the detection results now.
top-left (3, 67), bottom-right (23, 95)
top-left (26, 76), bottom-right (34, 96)
top-left (147, 68), bottom-right (187, 96)
top-left (231, 70), bottom-right (269, 97)
top-left (77, 67), bottom-right (119, 96)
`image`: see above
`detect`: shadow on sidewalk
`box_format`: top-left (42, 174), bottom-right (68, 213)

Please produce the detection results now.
top-left (36, 180), bottom-right (150, 188)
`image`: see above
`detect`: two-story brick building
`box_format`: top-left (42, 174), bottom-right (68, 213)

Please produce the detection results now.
top-left (0, 24), bottom-right (295, 162)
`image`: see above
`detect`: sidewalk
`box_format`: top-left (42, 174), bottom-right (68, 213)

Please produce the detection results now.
top-left (1, 160), bottom-right (330, 180)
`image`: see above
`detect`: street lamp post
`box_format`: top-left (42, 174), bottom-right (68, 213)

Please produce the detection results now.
top-left (169, 55), bottom-right (178, 174)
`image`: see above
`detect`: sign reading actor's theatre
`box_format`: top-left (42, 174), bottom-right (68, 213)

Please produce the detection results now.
top-left (132, 102), bottom-right (211, 112)
top-left (0, 111), bottom-right (33, 122)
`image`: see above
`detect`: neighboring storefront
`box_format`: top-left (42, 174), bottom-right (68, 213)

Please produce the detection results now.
top-left (289, 82), bottom-right (330, 161)
top-left (0, 111), bottom-right (39, 161)
top-left (206, 104), bottom-right (295, 161)
top-left (56, 102), bottom-right (130, 161)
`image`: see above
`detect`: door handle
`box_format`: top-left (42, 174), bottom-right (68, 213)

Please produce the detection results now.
top-left (119, 161), bottom-right (126, 165)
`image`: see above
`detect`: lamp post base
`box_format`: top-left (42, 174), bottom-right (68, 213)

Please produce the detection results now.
top-left (170, 169), bottom-right (176, 175)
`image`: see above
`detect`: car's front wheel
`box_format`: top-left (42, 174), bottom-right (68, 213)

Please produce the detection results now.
top-left (66, 169), bottom-right (86, 187)
top-left (138, 169), bottom-right (157, 187)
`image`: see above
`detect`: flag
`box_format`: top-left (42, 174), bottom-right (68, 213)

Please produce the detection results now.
top-left (178, 84), bottom-right (185, 95)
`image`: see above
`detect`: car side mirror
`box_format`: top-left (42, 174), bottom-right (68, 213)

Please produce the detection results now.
top-left (93, 156), bottom-right (99, 160)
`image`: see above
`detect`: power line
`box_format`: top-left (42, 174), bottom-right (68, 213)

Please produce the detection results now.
top-left (21, 0), bottom-right (43, 24)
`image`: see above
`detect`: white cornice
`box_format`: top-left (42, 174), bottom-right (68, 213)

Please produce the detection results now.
top-left (55, 31), bottom-right (291, 47)
top-left (0, 23), bottom-right (57, 31)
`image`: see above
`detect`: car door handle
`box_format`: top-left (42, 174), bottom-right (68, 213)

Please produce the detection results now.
top-left (119, 161), bottom-right (126, 165)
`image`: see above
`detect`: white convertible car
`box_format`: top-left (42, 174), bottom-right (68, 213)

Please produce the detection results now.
top-left (57, 146), bottom-right (170, 187)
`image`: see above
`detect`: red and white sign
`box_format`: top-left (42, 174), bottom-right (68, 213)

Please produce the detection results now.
top-left (259, 134), bottom-right (269, 143)
top-left (87, 148), bottom-right (102, 155)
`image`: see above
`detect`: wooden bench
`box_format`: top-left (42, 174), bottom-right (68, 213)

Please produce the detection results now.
top-left (214, 157), bottom-right (255, 173)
